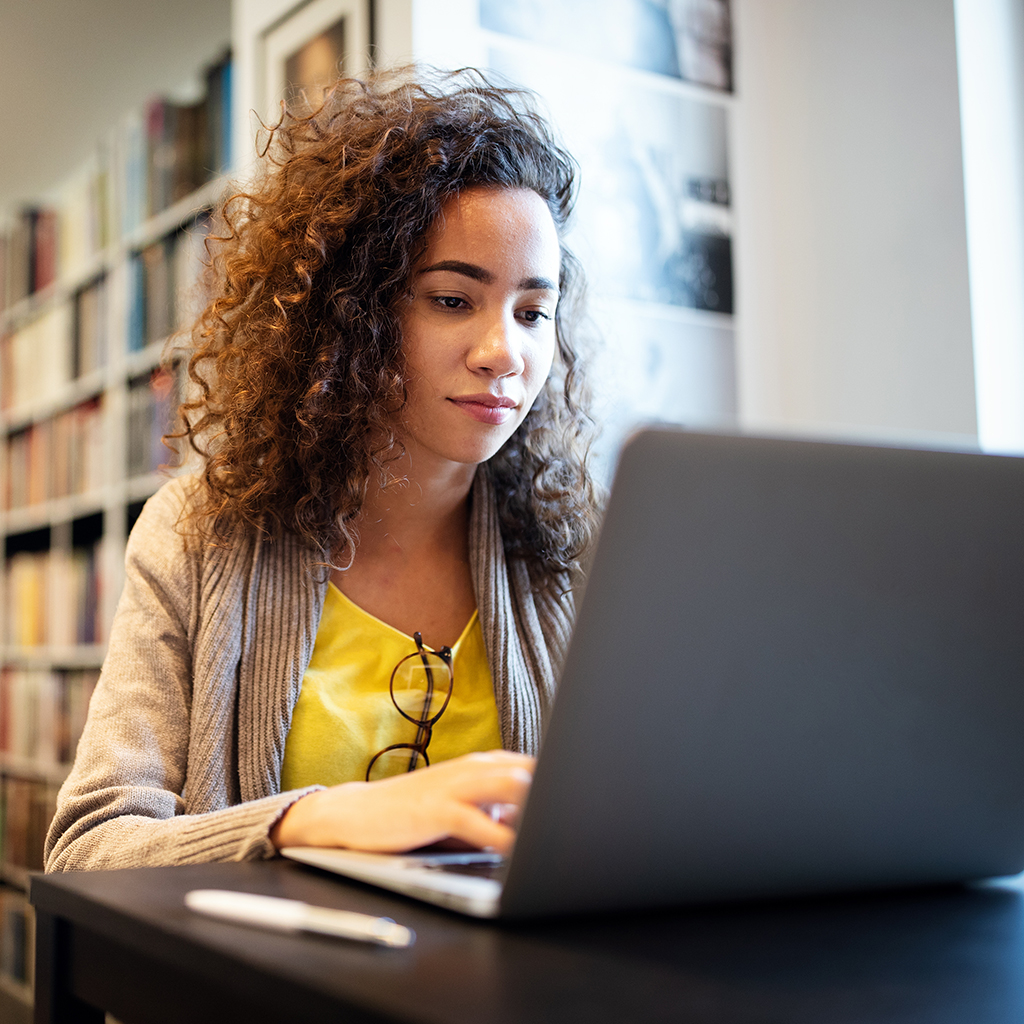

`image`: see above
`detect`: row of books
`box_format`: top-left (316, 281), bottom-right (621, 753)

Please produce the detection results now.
top-left (0, 274), bottom-right (106, 414)
top-left (1, 215), bottom-right (207, 417)
top-left (0, 885), bottom-right (33, 987)
top-left (4, 398), bottom-right (104, 510)
top-left (1, 775), bottom-right (57, 873)
top-left (4, 545), bottom-right (102, 648)
top-left (0, 302), bottom-right (73, 413)
top-left (128, 215), bottom-right (210, 352)
top-left (0, 668), bottom-right (99, 767)
top-left (128, 369), bottom-right (181, 478)
top-left (1, 208), bottom-right (59, 307)
top-left (74, 275), bottom-right (108, 378)
top-left (0, 50), bottom-right (231, 313)
top-left (58, 153), bottom-right (112, 284)
top-left (123, 52), bottom-right (232, 235)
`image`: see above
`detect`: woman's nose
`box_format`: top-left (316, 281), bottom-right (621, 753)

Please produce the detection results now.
top-left (469, 311), bottom-right (525, 377)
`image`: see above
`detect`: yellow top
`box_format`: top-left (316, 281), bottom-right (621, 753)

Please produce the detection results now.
top-left (280, 582), bottom-right (503, 789)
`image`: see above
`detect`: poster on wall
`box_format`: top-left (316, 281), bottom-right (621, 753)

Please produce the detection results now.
top-left (481, 0), bottom-right (732, 91)
top-left (488, 48), bottom-right (732, 314)
top-left (261, 0), bottom-right (370, 120)
top-left (587, 310), bottom-right (737, 477)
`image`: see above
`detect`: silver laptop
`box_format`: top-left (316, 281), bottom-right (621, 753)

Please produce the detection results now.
top-left (286, 428), bottom-right (1024, 918)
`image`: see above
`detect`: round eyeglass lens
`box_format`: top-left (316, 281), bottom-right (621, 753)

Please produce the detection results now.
top-left (367, 745), bottom-right (429, 782)
top-left (390, 650), bottom-right (453, 723)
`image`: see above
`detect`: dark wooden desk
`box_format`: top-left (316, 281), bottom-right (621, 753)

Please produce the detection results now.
top-left (29, 860), bottom-right (1024, 1024)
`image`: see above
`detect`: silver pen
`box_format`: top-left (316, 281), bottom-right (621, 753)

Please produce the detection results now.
top-left (185, 889), bottom-right (415, 948)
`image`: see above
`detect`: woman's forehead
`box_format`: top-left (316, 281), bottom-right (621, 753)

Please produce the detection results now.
top-left (419, 187), bottom-right (561, 279)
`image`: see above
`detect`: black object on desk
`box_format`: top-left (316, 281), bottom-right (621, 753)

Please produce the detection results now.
top-left (29, 860), bottom-right (1024, 1024)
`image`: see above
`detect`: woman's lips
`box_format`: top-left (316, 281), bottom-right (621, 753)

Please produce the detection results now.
top-left (449, 393), bottom-right (518, 425)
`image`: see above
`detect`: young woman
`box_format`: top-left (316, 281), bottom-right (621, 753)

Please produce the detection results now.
top-left (45, 68), bottom-right (599, 872)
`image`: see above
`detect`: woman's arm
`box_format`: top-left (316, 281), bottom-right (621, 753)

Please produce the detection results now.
top-left (44, 480), bottom-right (319, 871)
top-left (46, 479), bottom-right (543, 870)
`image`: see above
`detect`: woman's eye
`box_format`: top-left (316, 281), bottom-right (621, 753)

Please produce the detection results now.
top-left (519, 309), bottom-right (552, 324)
top-left (434, 295), bottom-right (467, 310)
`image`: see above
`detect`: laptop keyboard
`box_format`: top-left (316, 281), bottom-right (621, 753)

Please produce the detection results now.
top-left (414, 852), bottom-right (506, 879)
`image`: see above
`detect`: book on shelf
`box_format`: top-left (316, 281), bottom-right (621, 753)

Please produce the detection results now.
top-left (174, 212), bottom-right (212, 329)
top-left (0, 667), bottom-right (99, 766)
top-left (147, 97), bottom-right (208, 216)
top-left (67, 397), bottom-right (106, 497)
top-left (72, 276), bottom-right (108, 377)
top-left (0, 885), bottom-right (33, 989)
top-left (4, 215), bottom-right (30, 307)
top-left (3, 208), bottom-right (59, 307)
top-left (3, 398), bottom-right (104, 510)
top-left (128, 212), bottom-right (211, 353)
top-left (120, 49), bottom-right (232, 235)
top-left (0, 665), bottom-right (98, 911)
top-left (0, 775), bottom-right (56, 873)
top-left (0, 303), bottom-right (73, 414)
top-left (130, 234), bottom-right (174, 351)
top-left (116, 108), bottom-right (148, 239)
top-left (128, 368), bottom-right (180, 478)
top-left (3, 544), bottom-right (102, 648)
top-left (57, 151), bottom-right (112, 283)
top-left (206, 51), bottom-right (233, 177)
top-left (33, 209), bottom-right (58, 296)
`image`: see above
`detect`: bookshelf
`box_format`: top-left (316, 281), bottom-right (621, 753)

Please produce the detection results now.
top-left (0, 51), bottom-right (232, 1015)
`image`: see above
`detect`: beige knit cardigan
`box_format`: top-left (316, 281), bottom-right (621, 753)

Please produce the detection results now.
top-left (45, 470), bottom-right (575, 872)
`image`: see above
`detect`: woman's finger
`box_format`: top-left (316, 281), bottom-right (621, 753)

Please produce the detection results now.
top-left (442, 801), bottom-right (518, 853)
top-left (448, 765), bottom-right (534, 807)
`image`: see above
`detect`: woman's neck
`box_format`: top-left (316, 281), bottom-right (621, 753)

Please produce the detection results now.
top-left (353, 452), bottom-right (476, 562)
top-left (330, 451), bottom-right (479, 648)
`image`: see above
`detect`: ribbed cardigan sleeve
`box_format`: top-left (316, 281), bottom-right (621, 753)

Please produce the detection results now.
top-left (44, 480), bottom-right (318, 871)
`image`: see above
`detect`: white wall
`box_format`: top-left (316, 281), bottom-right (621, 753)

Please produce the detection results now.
top-left (732, 0), bottom-right (979, 447)
top-left (954, 0), bottom-right (1024, 453)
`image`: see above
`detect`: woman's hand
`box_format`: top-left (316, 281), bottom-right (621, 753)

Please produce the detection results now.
top-left (269, 750), bottom-right (535, 855)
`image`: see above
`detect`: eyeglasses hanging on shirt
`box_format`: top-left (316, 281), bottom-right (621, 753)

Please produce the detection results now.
top-left (366, 632), bottom-right (453, 782)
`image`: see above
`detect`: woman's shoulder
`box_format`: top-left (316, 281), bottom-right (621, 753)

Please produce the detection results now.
top-left (131, 474), bottom-right (205, 539)
top-left (126, 475), bottom-right (225, 574)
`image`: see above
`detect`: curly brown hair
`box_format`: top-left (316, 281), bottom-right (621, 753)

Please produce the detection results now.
top-left (177, 66), bottom-right (600, 584)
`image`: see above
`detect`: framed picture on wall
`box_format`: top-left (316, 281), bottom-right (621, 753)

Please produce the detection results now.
top-left (262, 0), bottom-right (371, 120)
top-left (480, 0), bottom-right (732, 91)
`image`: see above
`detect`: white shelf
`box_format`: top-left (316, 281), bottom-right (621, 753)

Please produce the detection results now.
top-left (0, 644), bottom-right (105, 669)
top-left (119, 177), bottom-right (226, 253)
top-left (0, 251), bottom-right (109, 336)
top-left (124, 338), bottom-right (173, 379)
top-left (0, 753), bottom-right (72, 785)
top-left (1, 371), bottom-right (106, 434)
top-left (0, 489), bottom-right (108, 534)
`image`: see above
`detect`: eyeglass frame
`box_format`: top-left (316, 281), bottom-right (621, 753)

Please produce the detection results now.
top-left (365, 631), bottom-right (454, 781)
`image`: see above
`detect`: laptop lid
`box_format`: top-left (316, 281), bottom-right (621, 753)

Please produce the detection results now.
top-left (500, 429), bottom-right (1024, 918)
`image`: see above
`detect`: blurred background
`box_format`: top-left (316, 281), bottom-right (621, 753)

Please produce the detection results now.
top-left (1, 1), bottom-right (1023, 1016)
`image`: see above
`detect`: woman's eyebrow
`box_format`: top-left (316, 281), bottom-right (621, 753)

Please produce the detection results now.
top-left (520, 275), bottom-right (558, 292)
top-left (418, 260), bottom-right (558, 293)
top-left (418, 259), bottom-right (493, 282)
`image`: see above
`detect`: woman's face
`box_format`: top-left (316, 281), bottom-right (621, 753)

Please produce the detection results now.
top-left (398, 186), bottom-right (562, 473)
